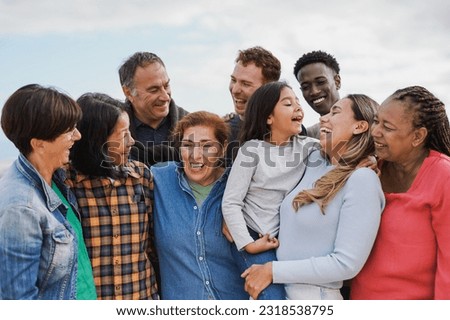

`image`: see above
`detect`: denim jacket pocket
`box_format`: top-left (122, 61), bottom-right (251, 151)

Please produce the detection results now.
top-left (40, 227), bottom-right (75, 292)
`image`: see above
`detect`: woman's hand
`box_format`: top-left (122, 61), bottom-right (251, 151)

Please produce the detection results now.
top-left (357, 155), bottom-right (380, 176)
top-left (241, 262), bottom-right (273, 299)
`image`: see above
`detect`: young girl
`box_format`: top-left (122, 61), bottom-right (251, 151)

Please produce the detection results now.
top-left (222, 81), bottom-right (319, 299)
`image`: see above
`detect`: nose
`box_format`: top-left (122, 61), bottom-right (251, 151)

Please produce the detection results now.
top-left (160, 87), bottom-right (171, 101)
top-left (310, 83), bottom-right (319, 94)
top-left (73, 128), bottom-right (82, 141)
top-left (320, 112), bottom-right (330, 124)
top-left (371, 122), bottom-right (381, 137)
top-left (230, 81), bottom-right (241, 95)
top-left (191, 144), bottom-right (203, 161)
top-left (126, 132), bottom-right (135, 147)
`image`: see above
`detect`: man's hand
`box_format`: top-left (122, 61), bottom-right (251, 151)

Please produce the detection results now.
top-left (241, 262), bottom-right (273, 299)
top-left (222, 220), bottom-right (234, 243)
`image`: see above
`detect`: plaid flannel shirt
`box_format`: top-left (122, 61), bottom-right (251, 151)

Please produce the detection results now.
top-left (66, 161), bottom-right (158, 300)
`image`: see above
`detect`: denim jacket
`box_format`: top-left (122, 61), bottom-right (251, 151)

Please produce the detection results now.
top-left (152, 162), bottom-right (247, 300)
top-left (0, 154), bottom-right (78, 299)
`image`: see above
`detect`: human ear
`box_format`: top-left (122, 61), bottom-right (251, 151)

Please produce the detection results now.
top-left (353, 120), bottom-right (369, 135)
top-left (30, 138), bottom-right (46, 154)
top-left (334, 74), bottom-right (341, 90)
top-left (412, 127), bottom-right (428, 147)
top-left (266, 114), bottom-right (273, 125)
top-left (122, 86), bottom-right (134, 102)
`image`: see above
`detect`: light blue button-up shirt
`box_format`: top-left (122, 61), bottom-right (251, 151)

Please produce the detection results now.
top-left (152, 162), bottom-right (247, 300)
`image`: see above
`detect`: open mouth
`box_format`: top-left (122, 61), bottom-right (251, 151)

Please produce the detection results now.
top-left (292, 115), bottom-right (303, 122)
top-left (190, 162), bottom-right (205, 169)
top-left (320, 127), bottom-right (332, 134)
top-left (374, 142), bottom-right (386, 148)
top-left (312, 97), bottom-right (325, 105)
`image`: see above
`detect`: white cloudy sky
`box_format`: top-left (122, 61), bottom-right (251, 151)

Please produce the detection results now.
top-left (1, 0), bottom-right (449, 163)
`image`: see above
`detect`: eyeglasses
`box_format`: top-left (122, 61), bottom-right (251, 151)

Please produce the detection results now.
top-left (180, 141), bottom-right (222, 153)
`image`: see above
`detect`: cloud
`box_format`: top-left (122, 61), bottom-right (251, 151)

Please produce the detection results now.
top-left (1, 0), bottom-right (449, 124)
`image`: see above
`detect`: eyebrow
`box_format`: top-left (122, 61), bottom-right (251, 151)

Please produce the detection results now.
top-left (181, 138), bottom-right (214, 142)
top-left (331, 105), bottom-right (342, 111)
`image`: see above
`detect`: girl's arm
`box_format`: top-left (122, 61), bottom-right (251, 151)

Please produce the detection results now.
top-left (222, 143), bottom-right (258, 251)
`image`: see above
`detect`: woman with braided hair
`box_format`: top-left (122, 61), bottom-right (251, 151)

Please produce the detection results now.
top-left (351, 86), bottom-right (450, 299)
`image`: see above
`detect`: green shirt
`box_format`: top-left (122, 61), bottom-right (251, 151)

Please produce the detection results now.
top-left (52, 182), bottom-right (97, 300)
top-left (188, 180), bottom-right (215, 207)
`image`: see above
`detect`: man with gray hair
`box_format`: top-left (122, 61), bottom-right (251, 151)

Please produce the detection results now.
top-left (119, 52), bottom-right (188, 165)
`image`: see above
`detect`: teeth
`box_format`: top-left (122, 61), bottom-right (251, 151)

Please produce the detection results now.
top-left (313, 97), bottom-right (325, 104)
top-left (374, 142), bottom-right (385, 148)
top-left (320, 127), bottom-right (332, 133)
top-left (190, 163), bottom-right (204, 168)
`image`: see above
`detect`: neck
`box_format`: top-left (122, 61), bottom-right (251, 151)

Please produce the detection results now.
top-left (134, 109), bottom-right (164, 129)
top-left (387, 148), bottom-right (429, 177)
top-left (266, 132), bottom-right (292, 146)
top-left (381, 148), bottom-right (429, 193)
top-left (26, 152), bottom-right (56, 186)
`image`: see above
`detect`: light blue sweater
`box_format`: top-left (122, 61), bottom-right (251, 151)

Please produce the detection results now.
top-left (273, 149), bottom-right (385, 299)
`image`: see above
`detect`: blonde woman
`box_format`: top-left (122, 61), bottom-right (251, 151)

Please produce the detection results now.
top-left (241, 94), bottom-right (385, 300)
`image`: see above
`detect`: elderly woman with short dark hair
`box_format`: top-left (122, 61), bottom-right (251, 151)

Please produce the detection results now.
top-left (0, 84), bottom-right (96, 299)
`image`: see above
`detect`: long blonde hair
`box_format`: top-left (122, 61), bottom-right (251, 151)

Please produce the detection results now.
top-left (293, 94), bottom-right (378, 213)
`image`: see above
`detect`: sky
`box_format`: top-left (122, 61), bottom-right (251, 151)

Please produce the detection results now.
top-left (1, 0), bottom-right (449, 168)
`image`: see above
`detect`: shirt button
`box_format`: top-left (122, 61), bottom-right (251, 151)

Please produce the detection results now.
top-left (197, 231), bottom-right (201, 235)
top-left (193, 206), bottom-right (198, 210)
top-left (205, 281), bottom-right (210, 285)
top-left (199, 256), bottom-right (204, 261)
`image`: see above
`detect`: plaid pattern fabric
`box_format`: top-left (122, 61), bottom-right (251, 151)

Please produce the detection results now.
top-left (66, 161), bottom-right (158, 300)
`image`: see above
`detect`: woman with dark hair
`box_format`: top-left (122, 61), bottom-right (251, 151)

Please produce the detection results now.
top-left (351, 86), bottom-right (450, 299)
top-left (222, 81), bottom-right (318, 299)
top-left (66, 92), bottom-right (158, 300)
top-left (241, 94), bottom-right (385, 300)
top-left (152, 111), bottom-right (247, 300)
top-left (0, 84), bottom-right (96, 299)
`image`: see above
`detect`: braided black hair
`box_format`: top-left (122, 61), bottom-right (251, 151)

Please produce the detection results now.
top-left (391, 86), bottom-right (450, 156)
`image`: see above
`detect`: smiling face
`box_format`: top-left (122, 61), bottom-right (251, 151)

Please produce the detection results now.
top-left (124, 62), bottom-right (171, 128)
top-left (371, 98), bottom-right (421, 163)
top-left (229, 61), bottom-right (266, 117)
top-left (42, 127), bottom-right (82, 170)
top-left (180, 125), bottom-right (225, 186)
top-left (266, 87), bottom-right (304, 145)
top-left (297, 62), bottom-right (341, 116)
top-left (106, 112), bottom-right (135, 166)
top-left (320, 98), bottom-right (367, 163)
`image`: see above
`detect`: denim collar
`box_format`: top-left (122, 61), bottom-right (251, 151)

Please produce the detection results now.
top-left (16, 154), bottom-right (64, 212)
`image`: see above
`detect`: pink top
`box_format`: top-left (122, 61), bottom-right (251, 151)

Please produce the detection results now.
top-left (351, 150), bottom-right (450, 300)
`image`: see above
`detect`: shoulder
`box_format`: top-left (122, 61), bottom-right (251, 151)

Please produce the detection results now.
top-left (126, 160), bottom-right (152, 180)
top-left (348, 167), bottom-right (381, 187)
top-left (427, 151), bottom-right (450, 173)
top-left (170, 99), bottom-right (189, 117)
top-left (150, 161), bottom-right (178, 176)
top-left (223, 112), bottom-right (239, 122)
top-left (293, 135), bottom-right (320, 148)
